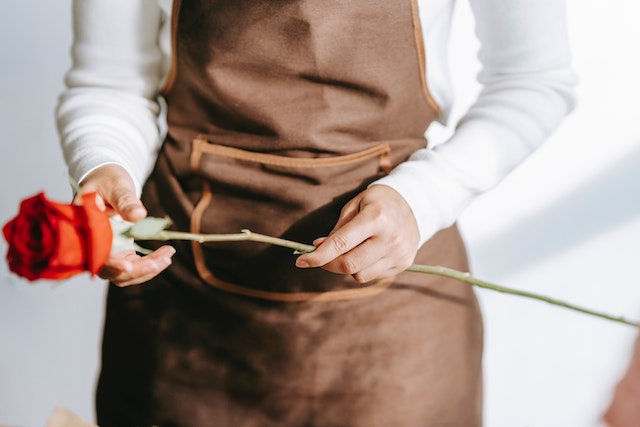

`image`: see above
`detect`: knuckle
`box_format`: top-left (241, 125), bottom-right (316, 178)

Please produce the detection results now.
top-left (366, 203), bottom-right (384, 219)
top-left (365, 204), bottom-right (388, 228)
top-left (340, 200), bottom-right (355, 216)
top-left (353, 272), bottom-right (370, 284)
top-left (117, 194), bottom-right (138, 210)
top-left (338, 257), bottom-right (359, 275)
top-left (384, 265), bottom-right (403, 278)
top-left (387, 232), bottom-right (403, 249)
top-left (329, 234), bottom-right (350, 255)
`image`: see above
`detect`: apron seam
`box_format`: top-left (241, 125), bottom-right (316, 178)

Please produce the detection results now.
top-left (409, 0), bottom-right (442, 116)
top-left (188, 175), bottom-right (395, 302)
top-left (161, 0), bottom-right (183, 96)
top-left (192, 136), bottom-right (392, 171)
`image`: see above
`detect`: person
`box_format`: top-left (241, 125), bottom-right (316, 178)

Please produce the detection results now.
top-left (57, 0), bottom-right (576, 425)
top-left (604, 332), bottom-right (640, 426)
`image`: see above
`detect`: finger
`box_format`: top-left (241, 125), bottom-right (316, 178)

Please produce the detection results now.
top-left (72, 192), bottom-right (107, 212)
top-left (318, 238), bottom-right (385, 276)
top-left (296, 210), bottom-right (376, 268)
top-left (310, 200), bottom-right (361, 246)
top-left (321, 234), bottom-right (415, 281)
top-left (108, 251), bottom-right (172, 286)
top-left (329, 196), bottom-right (361, 235)
top-left (80, 166), bottom-right (147, 222)
top-left (312, 236), bottom-right (327, 247)
top-left (351, 257), bottom-right (405, 284)
top-left (104, 183), bottom-right (147, 223)
top-left (100, 245), bottom-right (175, 286)
top-left (299, 195), bottom-right (368, 266)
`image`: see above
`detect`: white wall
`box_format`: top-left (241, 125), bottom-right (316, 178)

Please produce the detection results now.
top-left (448, 1), bottom-right (640, 426)
top-left (0, 1), bottom-right (639, 426)
top-left (0, 2), bottom-right (106, 424)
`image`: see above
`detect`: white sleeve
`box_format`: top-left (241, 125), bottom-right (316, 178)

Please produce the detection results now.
top-left (56, 0), bottom-right (166, 196)
top-left (373, 0), bottom-right (578, 247)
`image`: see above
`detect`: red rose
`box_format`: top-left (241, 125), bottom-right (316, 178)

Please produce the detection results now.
top-left (2, 192), bottom-right (112, 281)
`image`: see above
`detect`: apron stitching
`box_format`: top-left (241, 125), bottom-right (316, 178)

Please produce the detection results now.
top-left (190, 137), bottom-right (205, 171)
top-left (161, 0), bottom-right (183, 96)
top-left (379, 149), bottom-right (392, 175)
top-left (192, 137), bottom-right (392, 171)
top-left (409, 0), bottom-right (441, 116)
top-left (189, 171), bottom-right (394, 302)
top-left (174, 2), bottom-right (442, 303)
top-left (190, 181), bottom-right (216, 282)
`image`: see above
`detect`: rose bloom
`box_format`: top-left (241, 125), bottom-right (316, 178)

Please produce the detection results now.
top-left (2, 192), bottom-right (112, 281)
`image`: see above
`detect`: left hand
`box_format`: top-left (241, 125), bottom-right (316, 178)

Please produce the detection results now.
top-left (75, 164), bottom-right (175, 287)
top-left (295, 185), bottom-right (420, 283)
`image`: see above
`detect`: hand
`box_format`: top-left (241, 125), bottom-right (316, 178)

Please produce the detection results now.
top-left (76, 164), bottom-right (175, 287)
top-left (295, 185), bottom-right (420, 283)
top-left (604, 332), bottom-right (640, 426)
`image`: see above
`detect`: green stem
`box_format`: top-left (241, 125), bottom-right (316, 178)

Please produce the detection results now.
top-left (151, 229), bottom-right (639, 327)
top-left (155, 229), bottom-right (317, 252)
top-left (406, 264), bottom-right (640, 327)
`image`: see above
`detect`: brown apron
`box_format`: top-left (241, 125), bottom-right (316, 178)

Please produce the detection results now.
top-left (96, 0), bottom-right (483, 425)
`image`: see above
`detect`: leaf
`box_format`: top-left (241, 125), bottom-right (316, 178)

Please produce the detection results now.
top-left (126, 216), bottom-right (173, 240)
top-left (110, 216), bottom-right (136, 254)
top-left (109, 216), bottom-right (157, 254)
top-left (109, 215), bottom-right (133, 235)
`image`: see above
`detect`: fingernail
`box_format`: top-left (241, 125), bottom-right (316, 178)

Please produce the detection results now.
top-left (296, 258), bottom-right (309, 268)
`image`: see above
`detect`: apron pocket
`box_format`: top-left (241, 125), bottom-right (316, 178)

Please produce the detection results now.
top-left (186, 135), bottom-right (396, 301)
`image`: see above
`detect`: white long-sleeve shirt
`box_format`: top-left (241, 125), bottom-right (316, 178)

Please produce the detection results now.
top-left (57, 0), bottom-right (577, 246)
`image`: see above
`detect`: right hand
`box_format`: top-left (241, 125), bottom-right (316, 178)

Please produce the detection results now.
top-left (76, 164), bottom-right (176, 287)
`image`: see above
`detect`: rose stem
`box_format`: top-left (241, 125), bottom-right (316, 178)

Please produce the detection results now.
top-left (152, 229), bottom-right (640, 327)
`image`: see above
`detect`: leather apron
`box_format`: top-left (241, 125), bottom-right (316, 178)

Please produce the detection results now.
top-left (96, 0), bottom-right (483, 425)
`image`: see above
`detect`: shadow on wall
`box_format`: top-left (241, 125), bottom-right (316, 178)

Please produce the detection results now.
top-left (469, 143), bottom-right (640, 279)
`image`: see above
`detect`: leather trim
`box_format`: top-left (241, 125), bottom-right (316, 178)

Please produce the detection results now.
top-left (188, 175), bottom-right (394, 302)
top-left (190, 142), bottom-right (393, 302)
top-left (191, 136), bottom-right (392, 174)
top-left (161, 0), bottom-right (182, 95)
top-left (409, 0), bottom-right (441, 116)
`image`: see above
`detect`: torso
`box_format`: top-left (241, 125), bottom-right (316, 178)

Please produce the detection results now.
top-left (96, 2), bottom-right (483, 425)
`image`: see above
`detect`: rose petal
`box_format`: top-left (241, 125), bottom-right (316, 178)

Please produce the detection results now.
top-left (48, 216), bottom-right (86, 271)
top-left (3, 192), bottom-right (114, 281)
top-left (78, 192), bottom-right (113, 275)
top-left (11, 211), bottom-right (57, 262)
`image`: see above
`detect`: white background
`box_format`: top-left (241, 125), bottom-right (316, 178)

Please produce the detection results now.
top-left (1, 1), bottom-right (639, 426)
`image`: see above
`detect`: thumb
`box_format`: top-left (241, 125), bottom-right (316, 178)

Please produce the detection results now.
top-left (108, 185), bottom-right (147, 222)
top-left (330, 193), bottom-right (362, 234)
top-left (78, 164), bottom-right (148, 222)
top-left (310, 194), bottom-right (362, 247)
